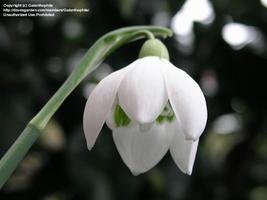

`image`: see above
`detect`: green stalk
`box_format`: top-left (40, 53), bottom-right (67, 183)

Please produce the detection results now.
top-left (0, 26), bottom-right (172, 189)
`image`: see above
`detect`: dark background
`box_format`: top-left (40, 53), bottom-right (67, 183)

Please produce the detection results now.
top-left (1, 0), bottom-right (267, 199)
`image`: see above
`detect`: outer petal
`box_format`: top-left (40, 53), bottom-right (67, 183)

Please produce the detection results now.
top-left (161, 60), bottom-right (207, 140)
top-left (83, 68), bottom-right (129, 149)
top-left (118, 57), bottom-right (168, 124)
top-left (112, 122), bottom-right (171, 175)
top-left (168, 121), bottom-right (199, 175)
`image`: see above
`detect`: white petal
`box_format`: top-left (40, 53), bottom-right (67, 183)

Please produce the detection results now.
top-left (112, 122), bottom-right (171, 175)
top-left (105, 107), bottom-right (116, 130)
top-left (168, 121), bottom-right (199, 175)
top-left (161, 60), bottom-right (207, 140)
top-left (118, 57), bottom-right (168, 124)
top-left (83, 68), bottom-right (129, 149)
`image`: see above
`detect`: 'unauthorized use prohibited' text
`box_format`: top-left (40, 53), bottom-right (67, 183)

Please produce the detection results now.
top-left (2, 3), bottom-right (90, 17)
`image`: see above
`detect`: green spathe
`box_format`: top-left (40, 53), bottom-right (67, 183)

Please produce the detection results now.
top-left (139, 39), bottom-right (169, 60)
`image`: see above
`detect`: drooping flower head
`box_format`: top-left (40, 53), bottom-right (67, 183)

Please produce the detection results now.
top-left (83, 38), bottom-right (207, 175)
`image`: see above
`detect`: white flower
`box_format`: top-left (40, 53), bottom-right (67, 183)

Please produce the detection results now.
top-left (83, 56), bottom-right (207, 175)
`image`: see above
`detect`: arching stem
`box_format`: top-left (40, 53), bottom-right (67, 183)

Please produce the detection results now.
top-left (0, 26), bottom-right (172, 189)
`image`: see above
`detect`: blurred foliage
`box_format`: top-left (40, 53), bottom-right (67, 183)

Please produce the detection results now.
top-left (1, 0), bottom-right (267, 199)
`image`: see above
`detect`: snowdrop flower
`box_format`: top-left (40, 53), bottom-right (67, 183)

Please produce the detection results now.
top-left (83, 39), bottom-right (207, 175)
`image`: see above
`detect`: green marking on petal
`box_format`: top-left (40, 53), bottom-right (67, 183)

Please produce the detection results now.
top-left (156, 103), bottom-right (175, 124)
top-left (156, 115), bottom-right (165, 124)
top-left (166, 115), bottom-right (175, 122)
top-left (114, 105), bottom-right (131, 127)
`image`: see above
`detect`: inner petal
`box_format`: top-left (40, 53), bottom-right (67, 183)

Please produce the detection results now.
top-left (156, 102), bottom-right (176, 124)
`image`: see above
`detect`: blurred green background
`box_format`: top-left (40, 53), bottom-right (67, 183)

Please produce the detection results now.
top-left (1, 0), bottom-right (267, 199)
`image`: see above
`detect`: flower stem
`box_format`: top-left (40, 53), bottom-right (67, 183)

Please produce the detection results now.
top-left (136, 30), bottom-right (155, 40)
top-left (0, 26), bottom-right (172, 189)
top-left (0, 125), bottom-right (40, 187)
